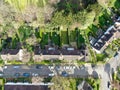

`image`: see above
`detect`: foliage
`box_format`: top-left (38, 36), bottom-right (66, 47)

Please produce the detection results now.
top-left (85, 78), bottom-right (100, 90)
top-left (60, 30), bottom-right (69, 45)
top-left (6, 77), bottom-right (31, 83)
top-left (18, 25), bottom-right (33, 42)
top-left (50, 77), bottom-right (77, 90)
top-left (96, 53), bottom-right (107, 62)
top-left (7, 60), bottom-right (23, 65)
top-left (51, 31), bottom-right (60, 46)
top-left (40, 32), bottom-right (50, 48)
top-left (56, 0), bottom-right (97, 15)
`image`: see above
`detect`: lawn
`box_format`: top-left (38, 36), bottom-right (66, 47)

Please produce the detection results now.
top-left (77, 34), bottom-right (85, 48)
top-left (51, 32), bottom-right (60, 46)
top-left (61, 31), bottom-right (69, 45)
top-left (96, 53), bottom-right (107, 62)
top-left (34, 60), bottom-right (64, 65)
top-left (0, 79), bottom-right (4, 90)
top-left (40, 32), bottom-right (50, 48)
top-left (70, 30), bottom-right (76, 42)
top-left (7, 60), bottom-right (23, 65)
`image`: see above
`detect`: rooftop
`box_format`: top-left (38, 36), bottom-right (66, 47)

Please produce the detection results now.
top-left (91, 23), bottom-right (120, 53)
top-left (78, 81), bottom-right (93, 90)
top-left (4, 85), bottom-right (50, 90)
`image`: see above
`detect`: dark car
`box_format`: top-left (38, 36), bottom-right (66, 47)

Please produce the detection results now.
top-left (107, 81), bottom-right (111, 88)
top-left (36, 65), bottom-right (43, 69)
top-left (61, 71), bottom-right (68, 77)
top-left (23, 73), bottom-right (30, 77)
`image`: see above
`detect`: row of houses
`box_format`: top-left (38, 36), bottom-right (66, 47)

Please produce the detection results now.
top-left (4, 80), bottom-right (93, 90)
top-left (90, 21), bottom-right (120, 53)
top-left (0, 46), bottom-right (87, 61)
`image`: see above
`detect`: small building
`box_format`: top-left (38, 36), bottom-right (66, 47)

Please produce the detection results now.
top-left (77, 81), bottom-right (93, 90)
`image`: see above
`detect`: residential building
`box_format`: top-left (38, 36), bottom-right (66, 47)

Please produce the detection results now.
top-left (77, 81), bottom-right (93, 90)
top-left (90, 22), bottom-right (120, 53)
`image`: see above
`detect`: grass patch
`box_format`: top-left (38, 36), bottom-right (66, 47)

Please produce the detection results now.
top-left (61, 31), bottom-right (69, 45)
top-left (70, 30), bottom-right (76, 42)
top-left (35, 60), bottom-right (64, 65)
top-left (7, 60), bottom-right (23, 65)
top-left (40, 32), bottom-right (50, 48)
top-left (96, 53), bottom-right (107, 62)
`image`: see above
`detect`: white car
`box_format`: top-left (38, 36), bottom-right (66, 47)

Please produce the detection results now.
top-left (48, 73), bottom-right (55, 76)
top-left (3, 66), bottom-right (7, 69)
top-left (48, 66), bottom-right (54, 69)
top-left (13, 66), bottom-right (20, 69)
top-left (32, 73), bottom-right (39, 76)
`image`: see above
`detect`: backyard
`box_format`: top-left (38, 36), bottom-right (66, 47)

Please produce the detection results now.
top-left (40, 32), bottom-right (50, 48)
top-left (61, 31), bottom-right (69, 46)
top-left (51, 31), bottom-right (60, 46)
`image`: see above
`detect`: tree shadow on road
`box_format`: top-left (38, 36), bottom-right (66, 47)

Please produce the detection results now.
top-left (104, 63), bottom-right (111, 80)
top-left (104, 63), bottom-right (111, 74)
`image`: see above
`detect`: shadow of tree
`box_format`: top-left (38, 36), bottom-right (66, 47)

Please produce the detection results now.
top-left (104, 63), bottom-right (111, 74)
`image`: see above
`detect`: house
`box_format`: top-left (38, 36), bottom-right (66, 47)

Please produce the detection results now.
top-left (91, 22), bottom-right (120, 53)
top-left (33, 45), bottom-right (86, 61)
top-left (0, 49), bottom-right (23, 61)
top-left (4, 84), bottom-right (50, 90)
top-left (77, 81), bottom-right (93, 90)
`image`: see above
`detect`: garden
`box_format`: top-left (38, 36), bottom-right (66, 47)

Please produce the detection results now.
top-left (51, 31), bottom-right (60, 46)
top-left (60, 30), bottom-right (69, 45)
top-left (40, 32), bottom-right (50, 48)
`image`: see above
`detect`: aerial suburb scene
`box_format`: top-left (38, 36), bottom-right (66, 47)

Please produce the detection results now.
top-left (0, 0), bottom-right (120, 90)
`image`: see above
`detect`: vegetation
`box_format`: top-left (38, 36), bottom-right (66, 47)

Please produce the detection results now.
top-left (85, 78), bottom-right (100, 90)
top-left (6, 77), bottom-right (32, 83)
top-left (0, 0), bottom-right (119, 63)
top-left (50, 76), bottom-right (100, 90)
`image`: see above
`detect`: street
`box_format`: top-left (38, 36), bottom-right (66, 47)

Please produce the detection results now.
top-left (1, 51), bottom-right (120, 90)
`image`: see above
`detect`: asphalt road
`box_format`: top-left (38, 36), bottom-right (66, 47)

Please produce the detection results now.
top-left (3, 65), bottom-right (52, 78)
top-left (2, 51), bottom-right (120, 90)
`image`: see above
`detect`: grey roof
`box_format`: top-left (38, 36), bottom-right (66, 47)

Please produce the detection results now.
top-left (0, 49), bottom-right (19, 55)
top-left (4, 85), bottom-right (50, 90)
top-left (92, 27), bottom-right (117, 51)
top-left (34, 45), bottom-right (86, 55)
top-left (78, 81), bottom-right (93, 90)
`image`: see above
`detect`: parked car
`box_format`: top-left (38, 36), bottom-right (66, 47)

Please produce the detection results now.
top-left (61, 71), bottom-right (68, 77)
top-left (32, 73), bottom-right (39, 77)
top-left (48, 65), bottom-right (54, 69)
top-left (3, 66), bottom-right (7, 69)
top-left (55, 65), bottom-right (60, 70)
top-left (107, 81), bottom-right (111, 88)
top-left (36, 65), bottom-right (43, 69)
top-left (13, 66), bottom-right (20, 69)
top-left (14, 73), bottom-right (20, 77)
top-left (23, 73), bottom-right (30, 77)
top-left (48, 73), bottom-right (55, 77)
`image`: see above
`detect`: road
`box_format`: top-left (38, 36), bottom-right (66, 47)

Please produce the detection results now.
top-left (1, 51), bottom-right (120, 90)
top-left (3, 65), bottom-right (52, 78)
